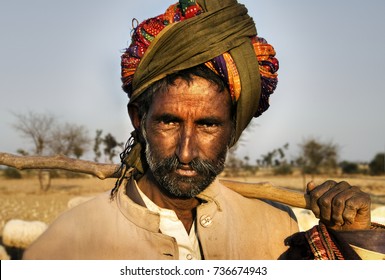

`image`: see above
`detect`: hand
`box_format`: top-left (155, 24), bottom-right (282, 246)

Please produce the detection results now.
top-left (307, 180), bottom-right (371, 230)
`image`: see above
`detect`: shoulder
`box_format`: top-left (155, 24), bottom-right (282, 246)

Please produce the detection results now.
top-left (56, 191), bottom-right (114, 224)
top-left (215, 180), bottom-right (297, 220)
top-left (22, 191), bottom-right (115, 259)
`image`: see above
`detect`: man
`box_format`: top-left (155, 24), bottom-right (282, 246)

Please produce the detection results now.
top-left (23, 0), bottom-right (384, 260)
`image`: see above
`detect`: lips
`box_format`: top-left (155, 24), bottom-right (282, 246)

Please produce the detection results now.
top-left (175, 164), bottom-right (198, 177)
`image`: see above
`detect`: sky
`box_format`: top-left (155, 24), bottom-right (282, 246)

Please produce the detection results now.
top-left (1, 0), bottom-right (385, 164)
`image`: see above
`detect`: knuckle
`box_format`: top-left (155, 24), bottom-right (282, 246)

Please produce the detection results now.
top-left (331, 213), bottom-right (343, 224)
top-left (338, 180), bottom-right (350, 186)
top-left (332, 197), bottom-right (344, 209)
top-left (333, 181), bottom-right (352, 192)
top-left (313, 180), bottom-right (335, 193)
top-left (353, 187), bottom-right (370, 199)
top-left (344, 201), bottom-right (357, 211)
top-left (342, 211), bottom-right (355, 224)
top-left (363, 192), bottom-right (371, 202)
top-left (358, 192), bottom-right (371, 202)
top-left (323, 180), bottom-right (337, 187)
top-left (310, 190), bottom-right (322, 200)
top-left (337, 181), bottom-right (352, 190)
top-left (319, 197), bottom-right (331, 209)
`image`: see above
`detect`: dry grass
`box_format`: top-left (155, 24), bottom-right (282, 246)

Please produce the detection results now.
top-left (1, 173), bottom-right (384, 239)
top-left (0, 176), bottom-right (116, 237)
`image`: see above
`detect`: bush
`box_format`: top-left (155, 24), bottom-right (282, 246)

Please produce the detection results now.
top-left (340, 161), bottom-right (360, 174)
top-left (273, 163), bottom-right (293, 175)
top-left (369, 153), bottom-right (385, 175)
top-left (64, 171), bottom-right (88, 178)
top-left (3, 167), bottom-right (22, 179)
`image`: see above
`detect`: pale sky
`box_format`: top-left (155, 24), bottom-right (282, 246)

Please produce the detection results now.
top-left (1, 0), bottom-right (385, 164)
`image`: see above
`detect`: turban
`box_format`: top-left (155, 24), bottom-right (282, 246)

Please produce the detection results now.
top-left (118, 0), bottom-right (279, 176)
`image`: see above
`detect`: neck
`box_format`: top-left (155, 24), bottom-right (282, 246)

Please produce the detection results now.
top-left (137, 171), bottom-right (200, 232)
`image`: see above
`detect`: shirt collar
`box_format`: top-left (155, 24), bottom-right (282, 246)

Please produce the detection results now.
top-left (116, 176), bottom-right (223, 232)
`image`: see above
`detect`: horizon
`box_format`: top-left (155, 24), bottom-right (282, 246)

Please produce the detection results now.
top-left (1, 0), bottom-right (385, 164)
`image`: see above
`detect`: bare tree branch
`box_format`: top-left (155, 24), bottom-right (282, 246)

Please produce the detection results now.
top-left (0, 152), bottom-right (311, 208)
top-left (0, 152), bottom-right (119, 179)
top-left (12, 111), bottom-right (56, 155)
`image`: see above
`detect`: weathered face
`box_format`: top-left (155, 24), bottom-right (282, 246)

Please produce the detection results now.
top-left (143, 76), bottom-right (233, 198)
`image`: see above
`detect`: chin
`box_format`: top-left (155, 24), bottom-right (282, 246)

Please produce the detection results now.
top-left (157, 173), bottom-right (215, 198)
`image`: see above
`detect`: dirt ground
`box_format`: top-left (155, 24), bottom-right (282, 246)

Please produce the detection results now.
top-left (1, 173), bottom-right (384, 231)
top-left (1, 173), bottom-right (384, 259)
top-left (0, 176), bottom-right (115, 233)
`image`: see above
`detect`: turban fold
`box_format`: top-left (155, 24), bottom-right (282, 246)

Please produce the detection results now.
top-left (119, 0), bottom-right (278, 175)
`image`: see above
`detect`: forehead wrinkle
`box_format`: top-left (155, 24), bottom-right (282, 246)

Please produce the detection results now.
top-left (152, 93), bottom-right (228, 122)
top-left (150, 77), bottom-right (231, 118)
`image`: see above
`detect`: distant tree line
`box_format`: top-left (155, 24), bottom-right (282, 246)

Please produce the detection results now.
top-left (224, 137), bottom-right (385, 179)
top-left (2, 111), bottom-right (385, 191)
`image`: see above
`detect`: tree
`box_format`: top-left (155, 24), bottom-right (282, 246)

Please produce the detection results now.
top-left (258, 143), bottom-right (292, 175)
top-left (261, 151), bottom-right (275, 167)
top-left (13, 112), bottom-right (57, 191)
top-left (49, 123), bottom-right (90, 159)
top-left (273, 162), bottom-right (293, 175)
top-left (297, 138), bottom-right (339, 177)
top-left (93, 130), bottom-right (124, 163)
top-left (3, 167), bottom-right (22, 179)
top-left (102, 133), bottom-right (124, 163)
top-left (242, 155), bottom-right (257, 175)
top-left (224, 142), bottom-right (244, 177)
top-left (93, 130), bottom-right (103, 162)
top-left (12, 111), bottom-right (91, 191)
top-left (369, 153), bottom-right (385, 175)
top-left (12, 111), bottom-right (56, 156)
top-left (340, 161), bottom-right (360, 174)
top-left (259, 143), bottom-right (289, 168)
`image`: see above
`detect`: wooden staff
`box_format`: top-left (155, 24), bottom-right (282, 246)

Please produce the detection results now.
top-left (0, 152), bottom-right (310, 209)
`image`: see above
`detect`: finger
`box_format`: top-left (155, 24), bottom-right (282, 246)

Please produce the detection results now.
top-left (340, 198), bottom-right (358, 226)
top-left (308, 180), bottom-right (336, 219)
top-left (306, 181), bottom-right (316, 193)
top-left (341, 191), bottom-right (371, 229)
top-left (317, 181), bottom-right (351, 224)
top-left (330, 189), bottom-right (356, 226)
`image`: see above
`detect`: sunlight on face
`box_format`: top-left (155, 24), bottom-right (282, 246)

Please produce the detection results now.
top-left (143, 76), bottom-right (233, 197)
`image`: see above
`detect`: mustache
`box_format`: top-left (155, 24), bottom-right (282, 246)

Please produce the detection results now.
top-left (151, 155), bottom-right (225, 176)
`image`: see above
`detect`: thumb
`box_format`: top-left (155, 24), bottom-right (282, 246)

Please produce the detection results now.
top-left (306, 181), bottom-right (316, 193)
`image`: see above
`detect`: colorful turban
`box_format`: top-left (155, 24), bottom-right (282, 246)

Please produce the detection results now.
top-left (118, 0), bottom-right (279, 175)
top-left (122, 0), bottom-right (278, 119)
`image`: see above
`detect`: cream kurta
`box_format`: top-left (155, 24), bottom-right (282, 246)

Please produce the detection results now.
top-left (23, 178), bottom-right (299, 260)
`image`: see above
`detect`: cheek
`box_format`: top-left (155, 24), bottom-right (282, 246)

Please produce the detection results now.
top-left (197, 129), bottom-right (232, 158)
top-left (144, 128), bottom-right (178, 157)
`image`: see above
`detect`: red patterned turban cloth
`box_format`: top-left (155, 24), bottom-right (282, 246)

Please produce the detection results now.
top-left (117, 0), bottom-right (279, 182)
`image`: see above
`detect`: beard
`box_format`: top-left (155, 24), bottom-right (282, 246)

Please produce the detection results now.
top-left (144, 143), bottom-right (228, 199)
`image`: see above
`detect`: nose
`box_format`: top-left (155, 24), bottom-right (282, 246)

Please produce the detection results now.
top-left (176, 125), bottom-right (198, 164)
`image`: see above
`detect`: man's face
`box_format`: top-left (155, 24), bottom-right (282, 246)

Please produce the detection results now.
top-left (143, 76), bottom-right (233, 198)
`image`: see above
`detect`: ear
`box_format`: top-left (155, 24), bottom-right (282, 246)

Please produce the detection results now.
top-left (127, 103), bottom-right (141, 131)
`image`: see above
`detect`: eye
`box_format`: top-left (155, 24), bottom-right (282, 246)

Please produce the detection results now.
top-left (155, 114), bottom-right (181, 129)
top-left (197, 119), bottom-right (222, 131)
top-left (200, 122), bottom-right (219, 128)
top-left (160, 120), bottom-right (177, 126)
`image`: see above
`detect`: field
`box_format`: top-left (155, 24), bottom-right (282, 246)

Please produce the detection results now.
top-left (1, 172), bottom-right (384, 259)
top-left (1, 172), bottom-right (384, 230)
top-left (0, 175), bottom-right (115, 232)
